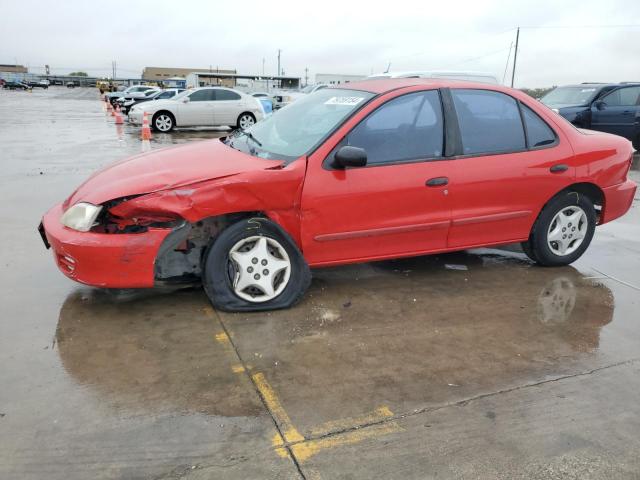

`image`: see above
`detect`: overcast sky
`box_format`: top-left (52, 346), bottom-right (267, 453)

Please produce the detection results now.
top-left (1, 0), bottom-right (639, 87)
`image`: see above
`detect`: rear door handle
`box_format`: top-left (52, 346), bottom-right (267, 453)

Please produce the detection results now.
top-left (426, 176), bottom-right (449, 187)
top-left (550, 164), bottom-right (569, 173)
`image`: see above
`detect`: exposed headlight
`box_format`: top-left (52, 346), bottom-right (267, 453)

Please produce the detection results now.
top-left (552, 108), bottom-right (559, 113)
top-left (60, 202), bottom-right (102, 232)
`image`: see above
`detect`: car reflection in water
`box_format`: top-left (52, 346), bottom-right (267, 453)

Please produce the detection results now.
top-left (55, 249), bottom-right (614, 416)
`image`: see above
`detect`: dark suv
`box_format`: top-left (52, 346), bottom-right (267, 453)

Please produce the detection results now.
top-left (541, 83), bottom-right (640, 148)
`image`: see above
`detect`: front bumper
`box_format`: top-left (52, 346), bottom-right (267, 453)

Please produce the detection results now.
top-left (41, 203), bottom-right (172, 288)
top-left (128, 109), bottom-right (143, 125)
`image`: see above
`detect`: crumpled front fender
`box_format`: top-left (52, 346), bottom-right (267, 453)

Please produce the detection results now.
top-left (108, 160), bottom-right (307, 245)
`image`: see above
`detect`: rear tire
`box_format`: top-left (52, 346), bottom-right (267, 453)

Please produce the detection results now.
top-left (202, 218), bottom-right (311, 312)
top-left (633, 134), bottom-right (640, 151)
top-left (522, 191), bottom-right (596, 266)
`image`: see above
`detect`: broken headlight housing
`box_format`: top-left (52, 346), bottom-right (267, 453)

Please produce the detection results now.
top-left (60, 202), bottom-right (103, 232)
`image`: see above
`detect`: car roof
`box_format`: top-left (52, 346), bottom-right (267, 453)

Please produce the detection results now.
top-left (559, 83), bottom-right (617, 88)
top-left (329, 78), bottom-right (508, 94)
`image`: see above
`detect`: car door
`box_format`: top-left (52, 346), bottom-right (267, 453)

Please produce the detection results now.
top-left (177, 89), bottom-right (215, 126)
top-left (591, 86), bottom-right (640, 140)
top-left (211, 89), bottom-right (244, 126)
top-left (301, 90), bottom-right (453, 266)
top-left (446, 88), bottom-right (576, 248)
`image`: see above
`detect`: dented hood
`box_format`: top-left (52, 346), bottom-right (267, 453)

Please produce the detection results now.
top-left (64, 139), bottom-right (283, 208)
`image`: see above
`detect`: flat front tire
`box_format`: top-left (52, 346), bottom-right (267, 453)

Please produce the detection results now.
top-left (202, 218), bottom-right (311, 312)
top-left (522, 191), bottom-right (596, 266)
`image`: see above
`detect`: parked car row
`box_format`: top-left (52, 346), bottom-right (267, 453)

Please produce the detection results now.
top-left (3, 81), bottom-right (31, 90)
top-left (116, 88), bottom-right (185, 114)
top-left (541, 82), bottom-right (640, 149)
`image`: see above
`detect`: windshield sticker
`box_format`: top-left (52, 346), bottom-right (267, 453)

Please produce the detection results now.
top-left (580, 88), bottom-right (596, 92)
top-left (324, 96), bottom-right (365, 106)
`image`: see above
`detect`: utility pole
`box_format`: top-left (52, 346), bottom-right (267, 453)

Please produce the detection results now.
top-left (304, 67), bottom-right (309, 86)
top-left (112, 60), bottom-right (117, 80)
top-left (262, 57), bottom-right (265, 76)
top-left (510, 27), bottom-right (520, 88)
top-left (277, 49), bottom-right (281, 76)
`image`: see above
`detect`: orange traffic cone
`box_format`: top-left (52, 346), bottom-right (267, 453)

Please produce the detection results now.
top-left (115, 105), bottom-right (124, 124)
top-left (141, 112), bottom-right (152, 140)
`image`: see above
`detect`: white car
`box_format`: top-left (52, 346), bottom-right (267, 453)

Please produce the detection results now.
top-left (368, 70), bottom-right (499, 84)
top-left (128, 87), bottom-right (265, 132)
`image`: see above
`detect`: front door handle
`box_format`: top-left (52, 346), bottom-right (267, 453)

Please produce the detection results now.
top-left (550, 164), bottom-right (569, 173)
top-left (426, 176), bottom-right (449, 187)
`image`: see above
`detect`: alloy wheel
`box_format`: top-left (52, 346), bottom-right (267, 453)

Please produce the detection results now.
top-left (239, 114), bottom-right (255, 129)
top-left (155, 114), bottom-right (173, 132)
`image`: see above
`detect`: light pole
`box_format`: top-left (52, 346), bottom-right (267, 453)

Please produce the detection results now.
top-left (510, 27), bottom-right (520, 88)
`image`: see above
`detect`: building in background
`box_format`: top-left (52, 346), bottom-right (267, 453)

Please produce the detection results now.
top-left (315, 73), bottom-right (367, 85)
top-left (142, 66), bottom-right (236, 85)
top-left (0, 64), bottom-right (28, 74)
top-left (186, 72), bottom-right (300, 91)
top-left (0, 64), bottom-right (29, 82)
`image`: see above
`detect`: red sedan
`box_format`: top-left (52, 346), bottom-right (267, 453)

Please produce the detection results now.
top-left (40, 79), bottom-right (636, 311)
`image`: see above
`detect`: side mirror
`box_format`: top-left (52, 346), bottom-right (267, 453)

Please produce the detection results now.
top-left (182, 97), bottom-right (190, 103)
top-left (594, 100), bottom-right (606, 110)
top-left (332, 146), bottom-right (367, 169)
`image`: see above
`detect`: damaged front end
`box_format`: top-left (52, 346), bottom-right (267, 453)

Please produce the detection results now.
top-left (91, 196), bottom-right (184, 234)
top-left (93, 195), bottom-right (264, 286)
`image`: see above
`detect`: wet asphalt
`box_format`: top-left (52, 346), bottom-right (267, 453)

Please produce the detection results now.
top-left (0, 87), bottom-right (639, 480)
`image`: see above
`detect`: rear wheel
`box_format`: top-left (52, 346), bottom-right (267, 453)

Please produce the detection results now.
top-left (202, 218), bottom-right (311, 312)
top-left (237, 112), bottom-right (256, 130)
top-left (152, 111), bottom-right (175, 132)
top-left (633, 134), bottom-right (640, 150)
top-left (522, 192), bottom-right (596, 266)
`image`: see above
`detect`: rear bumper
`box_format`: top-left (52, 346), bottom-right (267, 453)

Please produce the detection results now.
top-left (601, 180), bottom-right (637, 224)
top-left (41, 203), bottom-right (171, 288)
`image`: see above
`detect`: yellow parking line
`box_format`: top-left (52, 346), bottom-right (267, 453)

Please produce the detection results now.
top-left (215, 331), bottom-right (230, 344)
top-left (291, 422), bottom-right (403, 463)
top-left (231, 364), bottom-right (246, 374)
top-left (310, 406), bottom-right (394, 437)
top-left (252, 372), bottom-right (305, 444)
top-left (202, 304), bottom-right (400, 466)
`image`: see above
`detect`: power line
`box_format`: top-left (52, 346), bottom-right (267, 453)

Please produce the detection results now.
top-left (502, 41), bottom-right (513, 85)
top-left (521, 24), bottom-right (640, 29)
top-left (444, 46), bottom-right (512, 68)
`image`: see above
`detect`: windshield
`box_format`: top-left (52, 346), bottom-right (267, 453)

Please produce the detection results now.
top-left (541, 86), bottom-right (601, 107)
top-left (300, 85), bottom-right (316, 93)
top-left (227, 88), bottom-right (374, 161)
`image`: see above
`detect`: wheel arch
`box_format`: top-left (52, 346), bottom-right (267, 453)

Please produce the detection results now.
top-left (153, 109), bottom-right (176, 127)
top-left (154, 210), bottom-right (288, 284)
top-left (237, 111), bottom-right (256, 126)
top-left (534, 182), bottom-right (605, 229)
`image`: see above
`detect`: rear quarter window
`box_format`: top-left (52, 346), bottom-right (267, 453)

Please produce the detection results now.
top-left (521, 104), bottom-right (556, 148)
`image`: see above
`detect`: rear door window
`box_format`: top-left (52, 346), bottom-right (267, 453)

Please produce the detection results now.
top-left (451, 89), bottom-right (526, 155)
top-left (189, 89), bottom-right (215, 102)
top-left (214, 89), bottom-right (241, 101)
top-left (602, 86), bottom-right (640, 107)
top-left (345, 90), bottom-right (444, 165)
